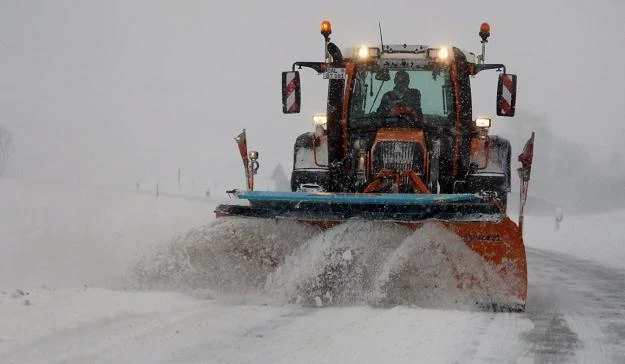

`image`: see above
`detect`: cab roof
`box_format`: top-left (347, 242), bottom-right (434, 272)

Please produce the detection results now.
top-left (343, 44), bottom-right (477, 64)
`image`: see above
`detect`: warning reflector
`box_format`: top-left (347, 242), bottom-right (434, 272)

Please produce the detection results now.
top-left (282, 71), bottom-right (301, 114)
top-left (497, 73), bottom-right (517, 117)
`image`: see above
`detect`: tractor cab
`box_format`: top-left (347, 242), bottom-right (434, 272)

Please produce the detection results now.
top-left (282, 21), bottom-right (518, 209)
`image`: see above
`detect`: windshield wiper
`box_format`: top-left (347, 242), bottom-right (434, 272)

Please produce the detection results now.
top-left (368, 81), bottom-right (386, 113)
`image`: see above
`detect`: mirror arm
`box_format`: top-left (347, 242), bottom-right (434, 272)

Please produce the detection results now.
top-left (292, 61), bottom-right (327, 73)
top-left (475, 63), bottom-right (507, 74)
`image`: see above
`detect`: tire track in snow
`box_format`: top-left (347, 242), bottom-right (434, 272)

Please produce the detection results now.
top-left (521, 248), bottom-right (625, 363)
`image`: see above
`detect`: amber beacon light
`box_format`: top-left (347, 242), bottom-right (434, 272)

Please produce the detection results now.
top-left (479, 22), bottom-right (491, 42)
top-left (321, 20), bottom-right (332, 37)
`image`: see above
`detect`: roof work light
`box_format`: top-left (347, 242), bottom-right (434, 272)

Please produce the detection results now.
top-left (358, 46), bottom-right (369, 58)
top-left (427, 47), bottom-right (450, 60)
top-left (438, 47), bottom-right (449, 59)
top-left (353, 46), bottom-right (380, 59)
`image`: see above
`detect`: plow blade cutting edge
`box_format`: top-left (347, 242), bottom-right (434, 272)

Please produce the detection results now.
top-left (215, 190), bottom-right (527, 311)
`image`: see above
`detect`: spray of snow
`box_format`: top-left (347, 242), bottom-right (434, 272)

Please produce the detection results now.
top-left (131, 217), bottom-right (520, 310)
top-left (264, 220), bottom-right (518, 309)
top-left (130, 217), bottom-right (320, 294)
top-left (368, 222), bottom-right (518, 310)
top-left (265, 221), bottom-right (412, 305)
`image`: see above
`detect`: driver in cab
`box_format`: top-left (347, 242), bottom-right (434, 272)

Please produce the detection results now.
top-left (376, 70), bottom-right (423, 127)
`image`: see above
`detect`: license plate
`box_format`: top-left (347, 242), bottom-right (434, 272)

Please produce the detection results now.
top-left (323, 68), bottom-right (346, 79)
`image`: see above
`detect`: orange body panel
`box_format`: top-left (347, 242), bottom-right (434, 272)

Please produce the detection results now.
top-left (365, 128), bottom-right (431, 193)
top-left (374, 128), bottom-right (426, 146)
top-left (373, 128), bottom-right (429, 178)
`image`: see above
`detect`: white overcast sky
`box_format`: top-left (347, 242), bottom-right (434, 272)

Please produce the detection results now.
top-left (1, 0), bottom-right (624, 196)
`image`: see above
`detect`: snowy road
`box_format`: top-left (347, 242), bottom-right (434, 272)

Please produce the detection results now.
top-left (2, 248), bottom-right (624, 363)
top-left (523, 249), bottom-right (625, 363)
top-left (2, 181), bottom-right (624, 363)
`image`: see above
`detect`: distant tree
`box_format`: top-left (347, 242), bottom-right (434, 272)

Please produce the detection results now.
top-left (0, 125), bottom-right (15, 177)
top-left (270, 163), bottom-right (290, 191)
top-left (510, 109), bottom-right (625, 213)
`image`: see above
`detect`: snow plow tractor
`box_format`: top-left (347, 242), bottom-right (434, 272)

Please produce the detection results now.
top-left (214, 21), bottom-right (534, 312)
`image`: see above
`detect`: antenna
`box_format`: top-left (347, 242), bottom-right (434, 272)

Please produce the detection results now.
top-left (378, 21), bottom-right (385, 51)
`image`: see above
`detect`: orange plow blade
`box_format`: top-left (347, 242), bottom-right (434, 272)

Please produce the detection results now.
top-left (442, 217), bottom-right (527, 305)
top-left (214, 191), bottom-right (527, 311)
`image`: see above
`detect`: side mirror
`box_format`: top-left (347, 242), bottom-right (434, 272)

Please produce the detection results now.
top-left (496, 73), bottom-right (517, 117)
top-left (282, 71), bottom-right (301, 113)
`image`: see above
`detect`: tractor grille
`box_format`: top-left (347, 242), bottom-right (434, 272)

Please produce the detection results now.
top-left (372, 140), bottom-right (424, 176)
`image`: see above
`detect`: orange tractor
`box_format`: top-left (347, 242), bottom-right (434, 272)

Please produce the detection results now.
top-left (216, 21), bottom-right (534, 311)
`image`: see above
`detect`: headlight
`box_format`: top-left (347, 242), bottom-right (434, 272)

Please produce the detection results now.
top-left (475, 117), bottom-right (491, 128)
top-left (313, 114), bottom-right (327, 127)
top-left (313, 114), bottom-right (327, 137)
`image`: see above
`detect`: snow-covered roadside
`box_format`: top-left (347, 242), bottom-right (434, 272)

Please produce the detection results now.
top-left (0, 178), bottom-right (215, 288)
top-left (0, 287), bottom-right (203, 347)
top-left (0, 179), bottom-right (219, 360)
top-left (523, 210), bottom-right (625, 270)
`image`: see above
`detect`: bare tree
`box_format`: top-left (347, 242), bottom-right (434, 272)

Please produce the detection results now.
top-left (0, 125), bottom-right (15, 177)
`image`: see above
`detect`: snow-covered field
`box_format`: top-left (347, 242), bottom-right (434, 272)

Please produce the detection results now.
top-left (1, 179), bottom-right (624, 363)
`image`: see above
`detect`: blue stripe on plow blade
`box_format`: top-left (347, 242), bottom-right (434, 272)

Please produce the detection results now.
top-left (233, 190), bottom-right (483, 205)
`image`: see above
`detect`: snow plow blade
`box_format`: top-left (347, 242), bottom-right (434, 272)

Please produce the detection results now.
top-left (216, 190), bottom-right (503, 223)
top-left (215, 190), bottom-right (527, 311)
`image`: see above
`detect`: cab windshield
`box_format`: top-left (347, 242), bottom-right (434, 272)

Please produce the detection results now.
top-left (348, 66), bottom-right (454, 130)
